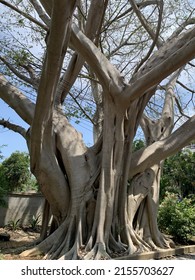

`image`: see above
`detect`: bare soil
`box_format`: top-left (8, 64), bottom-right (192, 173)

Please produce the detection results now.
top-left (1, 227), bottom-right (195, 260)
top-left (0, 227), bottom-right (41, 260)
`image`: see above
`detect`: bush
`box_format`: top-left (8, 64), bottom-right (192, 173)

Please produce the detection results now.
top-left (0, 151), bottom-right (39, 193)
top-left (6, 218), bottom-right (21, 231)
top-left (160, 150), bottom-right (195, 200)
top-left (0, 186), bottom-right (7, 208)
top-left (0, 151), bottom-right (31, 192)
top-left (0, 146), bottom-right (7, 207)
top-left (29, 214), bottom-right (41, 230)
top-left (158, 192), bottom-right (195, 243)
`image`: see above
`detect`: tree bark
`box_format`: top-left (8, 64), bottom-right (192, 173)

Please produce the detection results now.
top-left (1, 1), bottom-right (195, 260)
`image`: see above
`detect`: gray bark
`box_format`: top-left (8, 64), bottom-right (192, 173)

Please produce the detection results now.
top-left (0, 1), bottom-right (195, 260)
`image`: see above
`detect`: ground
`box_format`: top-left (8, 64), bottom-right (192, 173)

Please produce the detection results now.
top-left (0, 227), bottom-right (195, 260)
top-left (0, 227), bottom-right (41, 260)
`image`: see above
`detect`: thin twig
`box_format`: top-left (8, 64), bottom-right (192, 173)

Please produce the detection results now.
top-left (0, 0), bottom-right (48, 31)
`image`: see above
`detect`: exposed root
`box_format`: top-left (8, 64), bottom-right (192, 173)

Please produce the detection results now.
top-left (20, 247), bottom-right (43, 258)
top-left (55, 216), bottom-right (84, 260)
top-left (37, 205), bottom-right (87, 260)
top-left (160, 234), bottom-right (175, 248)
top-left (59, 240), bottom-right (82, 260)
top-left (84, 242), bottom-right (111, 260)
top-left (144, 237), bottom-right (161, 251)
top-left (20, 223), bottom-right (176, 260)
top-left (52, 219), bottom-right (77, 259)
top-left (124, 225), bottom-right (152, 255)
top-left (109, 233), bottom-right (127, 253)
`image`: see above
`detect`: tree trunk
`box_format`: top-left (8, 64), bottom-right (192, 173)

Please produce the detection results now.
top-left (125, 75), bottom-right (178, 253)
top-left (21, 92), bottom-right (159, 259)
top-left (1, 1), bottom-right (195, 261)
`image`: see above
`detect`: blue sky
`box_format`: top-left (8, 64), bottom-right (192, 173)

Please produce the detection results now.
top-left (0, 98), bottom-right (93, 161)
top-left (0, 99), bottom-right (29, 160)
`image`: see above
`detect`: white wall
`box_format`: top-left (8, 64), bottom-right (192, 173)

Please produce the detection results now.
top-left (0, 193), bottom-right (44, 227)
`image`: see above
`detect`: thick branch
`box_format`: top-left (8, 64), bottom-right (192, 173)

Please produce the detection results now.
top-left (141, 72), bottom-right (178, 151)
top-left (29, 0), bottom-right (50, 26)
top-left (71, 24), bottom-right (124, 95)
top-left (162, 69), bottom-right (181, 118)
top-left (39, 0), bottom-right (52, 17)
top-left (130, 114), bottom-right (195, 177)
top-left (0, 119), bottom-right (27, 139)
top-left (0, 74), bottom-right (35, 124)
top-left (57, 0), bottom-right (108, 105)
top-left (31, 0), bottom-right (77, 168)
top-left (124, 26), bottom-right (195, 102)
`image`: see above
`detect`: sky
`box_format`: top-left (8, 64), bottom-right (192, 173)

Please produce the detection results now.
top-left (0, 98), bottom-right (93, 161)
top-left (0, 1), bottom-right (194, 161)
top-left (0, 3), bottom-right (94, 160)
top-left (0, 99), bottom-right (29, 160)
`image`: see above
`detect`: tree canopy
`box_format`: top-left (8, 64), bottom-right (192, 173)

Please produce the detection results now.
top-left (0, 151), bottom-right (36, 192)
top-left (161, 148), bottom-right (195, 199)
top-left (0, 0), bottom-right (195, 260)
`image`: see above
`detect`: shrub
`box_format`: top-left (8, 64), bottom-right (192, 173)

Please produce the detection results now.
top-left (158, 192), bottom-right (195, 243)
top-left (0, 151), bottom-right (31, 192)
top-left (29, 214), bottom-right (41, 230)
top-left (0, 151), bottom-right (39, 193)
top-left (160, 150), bottom-right (195, 200)
top-left (6, 218), bottom-right (21, 231)
top-left (0, 186), bottom-right (7, 208)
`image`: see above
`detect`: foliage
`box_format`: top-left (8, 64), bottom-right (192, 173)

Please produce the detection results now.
top-left (0, 186), bottom-right (8, 208)
top-left (0, 146), bottom-right (7, 207)
top-left (29, 214), bottom-right (41, 230)
top-left (0, 148), bottom-right (3, 161)
top-left (158, 192), bottom-right (195, 243)
top-left (0, 0), bottom-right (195, 259)
top-left (0, 151), bottom-right (38, 193)
top-left (6, 218), bottom-right (21, 231)
top-left (132, 139), bottom-right (145, 152)
top-left (160, 150), bottom-right (195, 200)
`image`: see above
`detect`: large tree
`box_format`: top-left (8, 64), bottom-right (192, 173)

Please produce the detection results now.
top-left (0, 151), bottom-right (33, 192)
top-left (0, 0), bottom-right (195, 259)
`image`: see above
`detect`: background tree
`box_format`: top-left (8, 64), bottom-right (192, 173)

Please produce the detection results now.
top-left (0, 0), bottom-right (195, 259)
top-left (0, 151), bottom-right (37, 192)
top-left (0, 146), bottom-right (3, 161)
top-left (0, 145), bottom-right (7, 207)
top-left (160, 149), bottom-right (195, 199)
